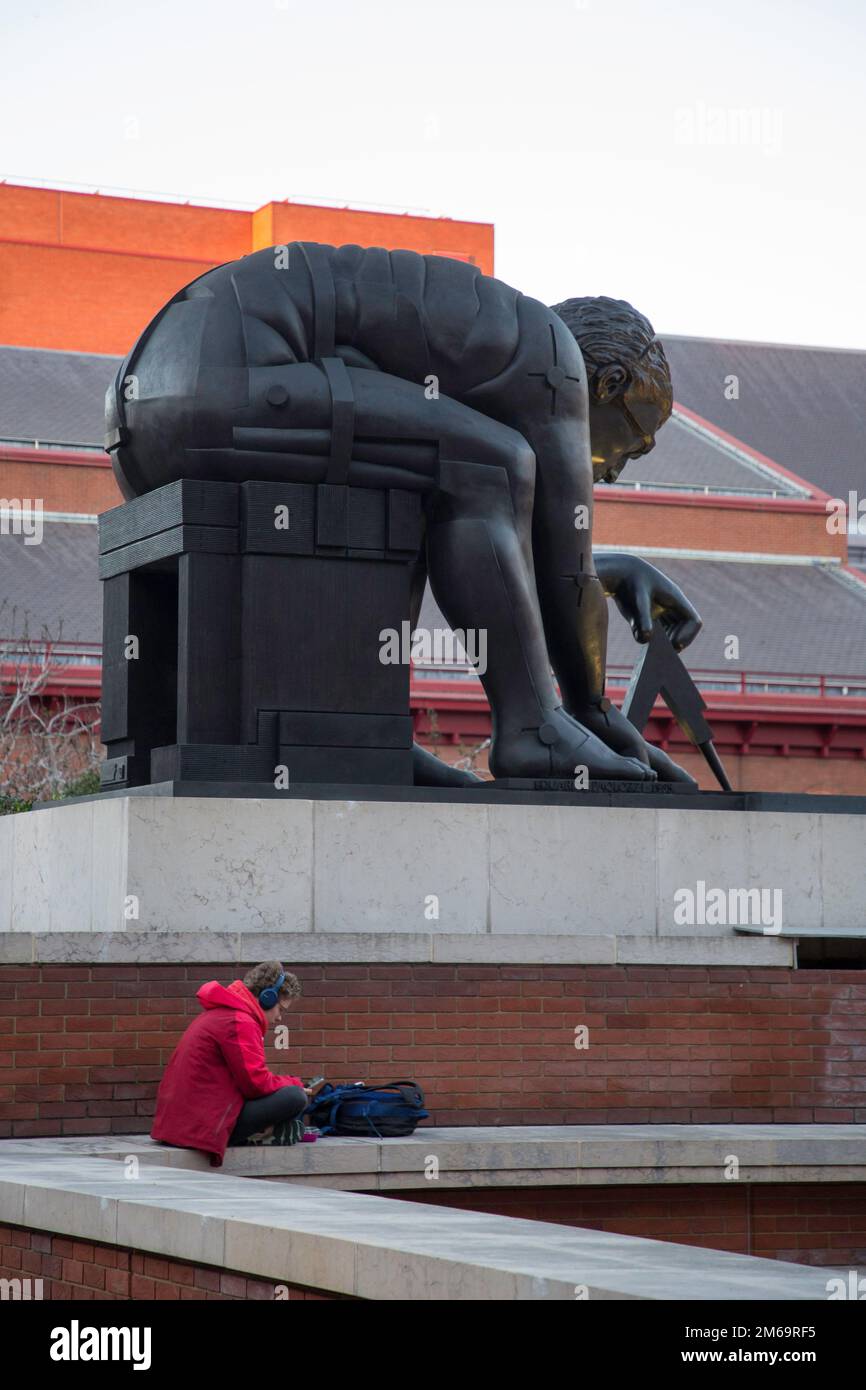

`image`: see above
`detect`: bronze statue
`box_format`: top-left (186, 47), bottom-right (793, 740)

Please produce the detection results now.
top-left (105, 243), bottom-right (702, 787)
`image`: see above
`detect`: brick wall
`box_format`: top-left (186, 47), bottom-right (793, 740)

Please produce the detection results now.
top-left (657, 750), bottom-right (866, 795)
top-left (594, 493), bottom-right (845, 560)
top-left (0, 1223), bottom-right (347, 1299)
top-left (0, 453), bottom-right (122, 515)
top-left (0, 243), bottom-right (220, 357)
top-left (385, 1183), bottom-right (866, 1269)
top-left (1, 964), bottom-right (864, 1137)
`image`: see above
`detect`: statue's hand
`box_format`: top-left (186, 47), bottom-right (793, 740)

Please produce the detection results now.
top-left (593, 553), bottom-right (702, 651)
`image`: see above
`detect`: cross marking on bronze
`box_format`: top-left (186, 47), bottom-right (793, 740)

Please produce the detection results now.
top-left (562, 553), bottom-right (596, 607)
top-left (528, 324), bottom-right (581, 415)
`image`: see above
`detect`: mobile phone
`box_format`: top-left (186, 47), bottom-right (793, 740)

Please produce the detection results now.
top-left (306, 1075), bottom-right (326, 1096)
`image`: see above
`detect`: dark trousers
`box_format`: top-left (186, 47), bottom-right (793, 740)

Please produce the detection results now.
top-left (228, 1084), bottom-right (309, 1145)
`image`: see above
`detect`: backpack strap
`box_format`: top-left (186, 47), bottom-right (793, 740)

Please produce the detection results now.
top-left (382, 1082), bottom-right (425, 1107)
top-left (351, 1082), bottom-right (425, 1109)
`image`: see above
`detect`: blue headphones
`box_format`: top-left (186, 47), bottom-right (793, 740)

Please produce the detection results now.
top-left (257, 972), bottom-right (286, 1010)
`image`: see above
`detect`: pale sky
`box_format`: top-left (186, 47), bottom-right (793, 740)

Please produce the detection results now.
top-left (2, 0), bottom-right (864, 348)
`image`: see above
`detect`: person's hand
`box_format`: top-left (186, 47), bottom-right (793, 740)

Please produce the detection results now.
top-left (593, 553), bottom-right (702, 651)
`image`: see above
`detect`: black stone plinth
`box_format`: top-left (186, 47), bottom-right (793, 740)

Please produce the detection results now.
top-left (98, 478), bottom-right (423, 791)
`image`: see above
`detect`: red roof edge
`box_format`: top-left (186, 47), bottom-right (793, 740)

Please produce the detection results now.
top-left (672, 401), bottom-right (832, 502)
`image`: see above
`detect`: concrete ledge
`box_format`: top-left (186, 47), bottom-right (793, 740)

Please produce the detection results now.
top-left (736, 925), bottom-right (866, 938)
top-left (0, 1138), bottom-right (842, 1300)
top-left (0, 930), bottom-right (794, 965)
top-left (16, 1125), bottom-right (866, 1189)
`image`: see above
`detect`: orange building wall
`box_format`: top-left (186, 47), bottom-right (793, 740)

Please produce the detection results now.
top-left (260, 201), bottom-right (491, 265)
top-left (0, 183), bottom-right (250, 261)
top-left (594, 493), bottom-right (847, 560)
top-left (0, 243), bottom-right (219, 357)
top-left (0, 184), bottom-right (494, 356)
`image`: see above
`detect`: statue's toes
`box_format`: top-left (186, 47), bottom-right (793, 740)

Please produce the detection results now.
top-left (624, 758), bottom-right (657, 782)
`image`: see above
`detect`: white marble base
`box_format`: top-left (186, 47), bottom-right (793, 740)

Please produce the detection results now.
top-left (0, 792), bottom-right (858, 964)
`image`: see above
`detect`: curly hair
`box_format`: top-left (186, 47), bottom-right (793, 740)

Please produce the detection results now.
top-left (550, 295), bottom-right (673, 420)
top-left (242, 961), bottom-right (301, 1003)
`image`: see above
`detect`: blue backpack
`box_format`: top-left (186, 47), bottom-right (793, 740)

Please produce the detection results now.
top-left (305, 1080), bottom-right (428, 1138)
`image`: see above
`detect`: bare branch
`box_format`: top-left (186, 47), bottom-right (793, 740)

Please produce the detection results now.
top-left (0, 604), bottom-right (101, 804)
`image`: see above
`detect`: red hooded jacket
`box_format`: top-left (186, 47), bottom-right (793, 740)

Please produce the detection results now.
top-left (151, 979), bottom-right (303, 1166)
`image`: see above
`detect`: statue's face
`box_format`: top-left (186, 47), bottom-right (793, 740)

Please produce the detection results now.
top-left (589, 387), bottom-right (667, 484)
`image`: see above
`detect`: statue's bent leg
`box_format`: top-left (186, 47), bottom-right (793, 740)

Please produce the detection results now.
top-left (341, 369), bottom-right (654, 782)
top-left (458, 296), bottom-right (653, 772)
top-left (421, 457), bottom-right (648, 781)
top-left (530, 456), bottom-right (655, 766)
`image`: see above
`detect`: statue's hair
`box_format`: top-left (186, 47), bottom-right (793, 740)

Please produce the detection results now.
top-left (550, 295), bottom-right (673, 419)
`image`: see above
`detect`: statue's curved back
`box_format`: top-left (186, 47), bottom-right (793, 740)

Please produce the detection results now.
top-left (106, 251), bottom-right (315, 499)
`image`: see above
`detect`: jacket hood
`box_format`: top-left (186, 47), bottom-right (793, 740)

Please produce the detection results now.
top-left (196, 979), bottom-right (266, 1033)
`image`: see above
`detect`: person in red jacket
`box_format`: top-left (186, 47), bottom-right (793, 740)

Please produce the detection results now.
top-left (151, 961), bottom-right (310, 1166)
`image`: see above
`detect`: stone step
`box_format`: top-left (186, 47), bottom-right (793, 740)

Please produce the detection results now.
top-left (13, 1124), bottom-right (866, 1188)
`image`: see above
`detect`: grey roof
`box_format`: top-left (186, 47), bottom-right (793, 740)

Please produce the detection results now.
top-left (617, 410), bottom-right (800, 496)
top-left (660, 336), bottom-right (866, 501)
top-left (0, 523), bottom-right (100, 644)
top-left (604, 557), bottom-right (866, 678)
top-left (0, 346), bottom-right (119, 448)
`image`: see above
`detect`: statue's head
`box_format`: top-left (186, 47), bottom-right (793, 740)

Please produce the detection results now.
top-left (550, 295), bottom-right (672, 483)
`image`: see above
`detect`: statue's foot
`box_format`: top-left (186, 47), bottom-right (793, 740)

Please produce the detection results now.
top-left (489, 707), bottom-right (656, 782)
top-left (413, 742), bottom-right (484, 787)
top-left (569, 700), bottom-right (650, 763)
top-left (646, 743), bottom-right (699, 789)
top-left (570, 701), bottom-right (699, 789)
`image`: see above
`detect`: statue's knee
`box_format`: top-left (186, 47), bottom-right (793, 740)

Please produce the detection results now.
top-left (500, 437), bottom-right (536, 515)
